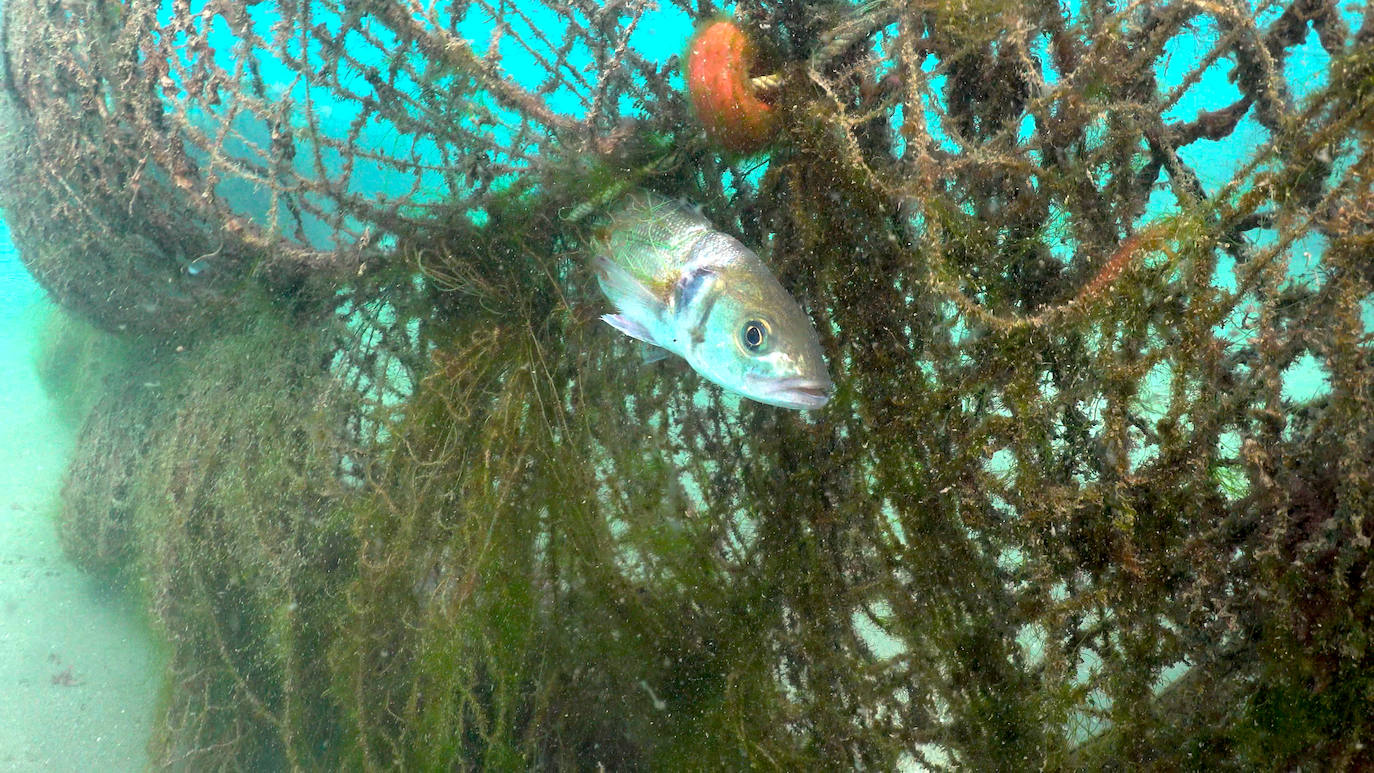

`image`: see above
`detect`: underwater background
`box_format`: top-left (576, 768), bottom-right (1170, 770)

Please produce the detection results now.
top-left (1, 0), bottom-right (1372, 769)
top-left (0, 221), bottom-right (159, 769)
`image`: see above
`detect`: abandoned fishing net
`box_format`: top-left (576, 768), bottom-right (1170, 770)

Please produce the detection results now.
top-left (3, 0), bottom-right (1372, 767)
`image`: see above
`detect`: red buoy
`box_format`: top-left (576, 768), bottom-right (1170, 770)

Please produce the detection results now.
top-left (685, 19), bottom-right (779, 155)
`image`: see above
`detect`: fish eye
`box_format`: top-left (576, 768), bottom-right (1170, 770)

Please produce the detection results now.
top-left (740, 319), bottom-right (769, 353)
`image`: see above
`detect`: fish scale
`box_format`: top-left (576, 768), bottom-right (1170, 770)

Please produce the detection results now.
top-left (598, 192), bottom-right (716, 293)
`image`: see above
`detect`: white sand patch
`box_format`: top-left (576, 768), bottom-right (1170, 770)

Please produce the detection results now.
top-left (0, 249), bottom-right (161, 771)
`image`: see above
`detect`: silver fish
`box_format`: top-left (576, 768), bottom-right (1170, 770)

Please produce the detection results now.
top-left (592, 191), bottom-right (832, 410)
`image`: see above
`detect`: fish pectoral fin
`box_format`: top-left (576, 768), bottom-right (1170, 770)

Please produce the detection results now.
top-left (594, 255), bottom-right (664, 322)
top-left (639, 343), bottom-right (670, 364)
top-left (601, 314), bottom-right (658, 346)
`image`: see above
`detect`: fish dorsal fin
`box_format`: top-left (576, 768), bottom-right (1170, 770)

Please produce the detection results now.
top-left (673, 196), bottom-right (714, 229)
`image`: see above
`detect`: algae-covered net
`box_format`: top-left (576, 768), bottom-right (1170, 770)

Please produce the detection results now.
top-left (4, 0), bottom-right (1373, 768)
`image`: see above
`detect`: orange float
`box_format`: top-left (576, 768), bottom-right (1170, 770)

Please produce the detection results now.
top-left (685, 19), bottom-right (779, 155)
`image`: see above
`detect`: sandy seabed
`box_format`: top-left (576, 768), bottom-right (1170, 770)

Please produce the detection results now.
top-left (0, 241), bottom-right (161, 772)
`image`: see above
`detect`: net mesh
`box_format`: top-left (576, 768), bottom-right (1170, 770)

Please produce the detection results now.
top-left (5, 0), bottom-right (1373, 768)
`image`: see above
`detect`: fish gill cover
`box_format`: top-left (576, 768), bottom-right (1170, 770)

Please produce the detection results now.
top-left (3, 0), bottom-right (1373, 768)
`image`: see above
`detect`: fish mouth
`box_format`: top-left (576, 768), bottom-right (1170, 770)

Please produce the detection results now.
top-left (752, 375), bottom-right (834, 410)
